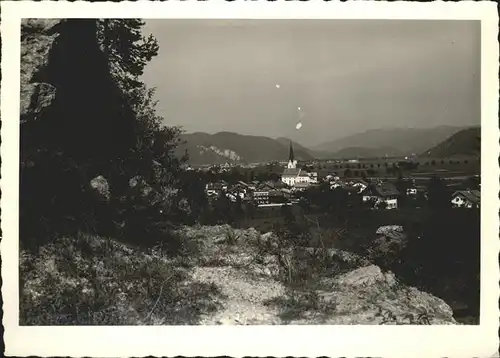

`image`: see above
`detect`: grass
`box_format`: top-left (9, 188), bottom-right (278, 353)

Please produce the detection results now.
top-left (223, 227), bottom-right (241, 245)
top-left (19, 222), bottom-right (459, 326)
top-left (20, 231), bottom-right (224, 325)
top-left (264, 289), bottom-right (337, 324)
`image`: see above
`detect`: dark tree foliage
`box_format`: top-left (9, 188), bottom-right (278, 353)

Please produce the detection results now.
top-left (20, 19), bottom-right (185, 248)
top-left (177, 170), bottom-right (209, 225)
top-left (212, 192), bottom-right (234, 225)
top-left (395, 177), bottom-right (409, 208)
top-left (97, 19), bottom-right (159, 94)
top-left (274, 204), bottom-right (310, 248)
top-left (426, 176), bottom-right (451, 210)
top-left (396, 208), bottom-right (480, 321)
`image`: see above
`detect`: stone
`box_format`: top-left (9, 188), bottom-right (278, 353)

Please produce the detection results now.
top-left (335, 265), bottom-right (387, 287)
top-left (20, 20), bottom-right (62, 122)
top-left (90, 175), bottom-right (110, 201)
top-left (376, 225), bottom-right (404, 235)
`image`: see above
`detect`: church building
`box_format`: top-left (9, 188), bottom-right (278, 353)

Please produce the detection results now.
top-left (281, 141), bottom-right (312, 188)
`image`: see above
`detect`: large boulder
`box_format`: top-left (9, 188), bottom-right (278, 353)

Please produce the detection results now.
top-left (90, 175), bottom-right (110, 202)
top-left (324, 265), bottom-right (457, 324)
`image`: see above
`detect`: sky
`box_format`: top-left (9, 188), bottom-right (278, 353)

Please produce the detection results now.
top-left (141, 19), bottom-right (480, 147)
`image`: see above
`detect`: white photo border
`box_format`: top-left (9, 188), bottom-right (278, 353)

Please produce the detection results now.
top-left (1, 1), bottom-right (499, 357)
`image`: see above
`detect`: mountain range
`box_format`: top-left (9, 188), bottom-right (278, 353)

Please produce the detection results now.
top-left (420, 127), bottom-right (480, 157)
top-left (177, 132), bottom-right (314, 165)
top-left (177, 125), bottom-right (479, 165)
top-left (311, 125), bottom-right (471, 157)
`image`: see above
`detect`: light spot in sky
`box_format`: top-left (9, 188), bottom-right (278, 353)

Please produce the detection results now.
top-left (275, 84), bottom-right (280, 89)
top-left (296, 122), bottom-right (303, 130)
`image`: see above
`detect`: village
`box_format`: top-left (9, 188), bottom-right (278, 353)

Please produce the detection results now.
top-left (14, 15), bottom-right (486, 339)
top-left (201, 142), bottom-right (481, 212)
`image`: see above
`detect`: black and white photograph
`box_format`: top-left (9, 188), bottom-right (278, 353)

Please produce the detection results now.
top-left (2, 1), bottom-right (499, 357)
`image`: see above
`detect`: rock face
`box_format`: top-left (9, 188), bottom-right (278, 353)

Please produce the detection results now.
top-left (20, 19), bottom-right (136, 166)
top-left (20, 19), bottom-right (61, 122)
top-left (20, 19), bottom-right (140, 234)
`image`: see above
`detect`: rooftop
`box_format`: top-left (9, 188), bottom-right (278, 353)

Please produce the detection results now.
top-left (363, 182), bottom-right (400, 197)
top-left (282, 168), bottom-right (301, 177)
top-left (452, 190), bottom-right (480, 205)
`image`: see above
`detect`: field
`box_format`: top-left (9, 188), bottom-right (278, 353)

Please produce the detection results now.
top-left (309, 155), bottom-right (480, 179)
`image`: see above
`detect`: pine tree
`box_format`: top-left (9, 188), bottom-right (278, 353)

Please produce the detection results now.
top-left (98, 20), bottom-right (186, 188)
top-left (427, 176), bottom-right (451, 209)
top-left (97, 19), bottom-right (159, 94)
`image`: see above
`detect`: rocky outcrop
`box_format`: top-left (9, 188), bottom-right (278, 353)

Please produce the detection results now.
top-left (169, 226), bottom-right (458, 325)
top-left (20, 19), bottom-right (136, 167)
top-left (20, 225), bottom-right (458, 325)
top-left (20, 19), bottom-right (61, 122)
top-left (20, 19), bottom-right (141, 236)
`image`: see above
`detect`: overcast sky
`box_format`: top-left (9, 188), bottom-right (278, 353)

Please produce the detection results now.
top-left (141, 20), bottom-right (480, 146)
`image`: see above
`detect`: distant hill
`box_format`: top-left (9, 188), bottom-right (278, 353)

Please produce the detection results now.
top-left (312, 126), bottom-right (471, 157)
top-left (178, 132), bottom-right (315, 165)
top-left (420, 127), bottom-right (480, 157)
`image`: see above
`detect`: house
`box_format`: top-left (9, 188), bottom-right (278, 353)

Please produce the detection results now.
top-left (325, 173), bottom-right (340, 182)
top-left (205, 182), bottom-right (223, 197)
top-left (293, 181), bottom-right (311, 191)
top-left (349, 179), bottom-right (368, 193)
top-left (406, 187), bottom-right (418, 196)
top-left (308, 172), bottom-right (319, 184)
top-left (225, 184), bottom-right (248, 202)
top-left (219, 180), bottom-right (228, 190)
top-left (253, 190), bottom-right (270, 205)
top-left (248, 180), bottom-right (259, 191)
top-left (237, 180), bottom-right (251, 189)
top-left (205, 180), bottom-right (229, 197)
top-left (361, 182), bottom-right (400, 209)
top-left (330, 180), bottom-right (343, 190)
top-left (451, 190), bottom-right (480, 208)
top-left (252, 183), bottom-right (274, 205)
top-left (268, 189), bottom-right (288, 204)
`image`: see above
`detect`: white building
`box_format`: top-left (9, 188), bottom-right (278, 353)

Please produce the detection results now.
top-left (308, 172), bottom-right (318, 184)
top-left (451, 190), bottom-right (480, 208)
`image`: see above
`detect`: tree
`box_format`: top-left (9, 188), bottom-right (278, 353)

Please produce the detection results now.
top-left (97, 19), bottom-right (159, 94)
top-left (177, 170), bottom-right (209, 224)
top-left (377, 200), bottom-right (388, 210)
top-left (247, 170), bottom-right (255, 183)
top-left (427, 176), bottom-right (451, 210)
top-left (234, 195), bottom-right (245, 225)
top-left (395, 176), bottom-right (408, 208)
top-left (213, 191), bottom-right (233, 224)
top-left (278, 204), bottom-right (309, 247)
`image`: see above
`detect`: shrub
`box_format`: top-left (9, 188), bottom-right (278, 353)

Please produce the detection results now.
top-left (224, 228), bottom-right (241, 245)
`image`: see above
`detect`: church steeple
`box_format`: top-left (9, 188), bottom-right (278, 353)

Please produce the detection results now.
top-left (287, 141), bottom-right (297, 169)
top-left (288, 141), bottom-right (295, 163)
